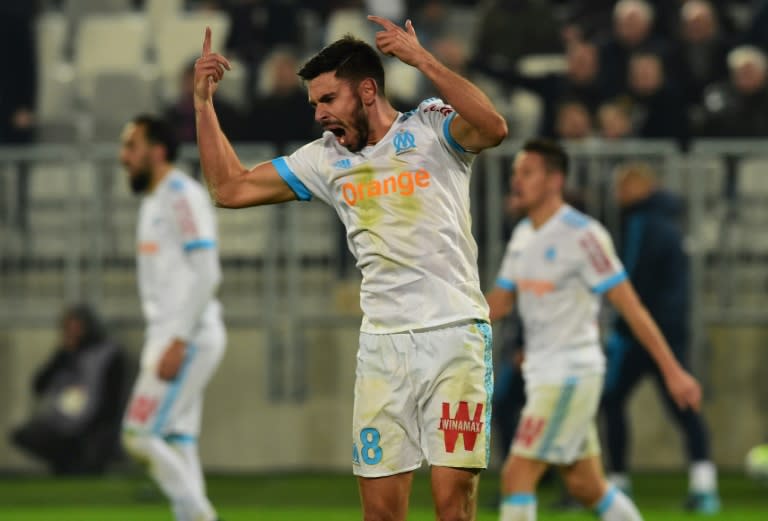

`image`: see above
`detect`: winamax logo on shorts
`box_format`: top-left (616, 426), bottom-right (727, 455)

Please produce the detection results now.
top-left (439, 401), bottom-right (484, 452)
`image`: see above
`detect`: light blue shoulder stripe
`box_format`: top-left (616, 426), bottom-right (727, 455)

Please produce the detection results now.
top-left (272, 157), bottom-right (312, 201)
top-left (561, 208), bottom-right (590, 228)
top-left (442, 111), bottom-right (468, 154)
top-left (592, 271), bottom-right (627, 294)
top-left (183, 239), bottom-right (216, 252)
top-left (496, 278), bottom-right (516, 291)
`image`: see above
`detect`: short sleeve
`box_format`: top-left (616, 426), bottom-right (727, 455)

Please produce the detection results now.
top-left (577, 223), bottom-right (627, 294)
top-left (414, 98), bottom-right (473, 162)
top-left (495, 222), bottom-right (529, 291)
top-left (168, 179), bottom-right (217, 253)
top-left (273, 139), bottom-right (333, 205)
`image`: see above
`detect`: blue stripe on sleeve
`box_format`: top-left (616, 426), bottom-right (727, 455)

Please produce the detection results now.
top-left (496, 278), bottom-right (516, 291)
top-left (592, 271), bottom-right (628, 294)
top-left (272, 157), bottom-right (312, 201)
top-left (442, 112), bottom-right (467, 154)
top-left (183, 239), bottom-right (216, 252)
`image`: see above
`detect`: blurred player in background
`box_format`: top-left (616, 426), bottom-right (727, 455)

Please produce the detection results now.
top-left (119, 115), bottom-right (226, 521)
top-left (485, 139), bottom-right (701, 521)
top-left (603, 163), bottom-right (720, 513)
top-left (194, 13), bottom-right (507, 520)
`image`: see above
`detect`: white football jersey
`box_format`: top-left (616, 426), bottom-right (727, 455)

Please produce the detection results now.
top-left (496, 205), bottom-right (627, 383)
top-left (274, 98), bottom-right (489, 333)
top-left (136, 169), bottom-right (223, 345)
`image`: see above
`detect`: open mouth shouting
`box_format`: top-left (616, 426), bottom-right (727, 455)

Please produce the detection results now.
top-left (325, 124), bottom-right (349, 146)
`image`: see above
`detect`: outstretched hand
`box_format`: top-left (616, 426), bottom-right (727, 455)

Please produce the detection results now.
top-left (194, 27), bottom-right (232, 108)
top-left (368, 16), bottom-right (429, 68)
top-left (665, 367), bottom-right (702, 412)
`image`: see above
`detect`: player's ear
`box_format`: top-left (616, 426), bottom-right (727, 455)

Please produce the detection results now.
top-left (358, 78), bottom-right (377, 105)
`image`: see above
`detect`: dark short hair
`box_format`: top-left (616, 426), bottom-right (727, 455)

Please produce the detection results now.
top-left (521, 138), bottom-right (569, 178)
top-left (132, 114), bottom-right (179, 162)
top-left (298, 35), bottom-right (386, 95)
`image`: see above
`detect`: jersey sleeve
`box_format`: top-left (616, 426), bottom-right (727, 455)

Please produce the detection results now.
top-left (168, 179), bottom-right (218, 253)
top-left (495, 223), bottom-right (527, 291)
top-left (414, 98), bottom-right (474, 164)
top-left (271, 138), bottom-right (333, 205)
top-left (577, 222), bottom-right (627, 294)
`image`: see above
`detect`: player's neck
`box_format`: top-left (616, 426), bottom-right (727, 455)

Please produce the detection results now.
top-left (366, 102), bottom-right (399, 146)
top-left (529, 197), bottom-right (565, 229)
top-left (148, 164), bottom-right (174, 193)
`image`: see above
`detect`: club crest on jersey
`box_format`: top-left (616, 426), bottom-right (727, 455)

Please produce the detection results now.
top-left (393, 129), bottom-right (416, 155)
top-left (333, 158), bottom-right (352, 169)
top-left (545, 246), bottom-right (557, 261)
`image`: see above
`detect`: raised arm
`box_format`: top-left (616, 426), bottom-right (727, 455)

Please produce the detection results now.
top-left (368, 16), bottom-right (508, 153)
top-left (606, 280), bottom-right (701, 411)
top-left (194, 27), bottom-right (296, 208)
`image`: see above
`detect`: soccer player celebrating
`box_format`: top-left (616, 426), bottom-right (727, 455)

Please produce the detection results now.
top-left (194, 15), bottom-right (507, 521)
top-left (485, 139), bottom-right (701, 521)
top-left (119, 115), bottom-right (226, 521)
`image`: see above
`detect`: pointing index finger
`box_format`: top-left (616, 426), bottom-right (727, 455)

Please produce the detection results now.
top-left (202, 26), bottom-right (212, 56)
top-left (367, 15), bottom-right (398, 31)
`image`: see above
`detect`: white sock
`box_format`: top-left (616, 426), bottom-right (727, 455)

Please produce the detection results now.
top-left (689, 460), bottom-right (717, 494)
top-left (595, 486), bottom-right (643, 521)
top-left (607, 473), bottom-right (631, 492)
top-left (124, 433), bottom-right (216, 521)
top-left (499, 493), bottom-right (536, 521)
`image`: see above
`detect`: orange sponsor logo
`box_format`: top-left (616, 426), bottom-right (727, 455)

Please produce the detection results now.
top-left (517, 279), bottom-right (555, 296)
top-left (341, 169), bottom-right (431, 207)
top-left (138, 241), bottom-right (159, 254)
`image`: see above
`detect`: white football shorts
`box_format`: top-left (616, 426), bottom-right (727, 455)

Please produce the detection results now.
top-left (123, 324), bottom-right (226, 439)
top-left (511, 374), bottom-right (602, 465)
top-left (352, 320), bottom-right (493, 478)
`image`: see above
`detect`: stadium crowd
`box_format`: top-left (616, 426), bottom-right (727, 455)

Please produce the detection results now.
top-left (5, 0), bottom-right (768, 150)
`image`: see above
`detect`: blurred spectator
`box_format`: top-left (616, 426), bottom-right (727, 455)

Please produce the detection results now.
top-left (746, 0), bottom-right (768, 51)
top-left (598, 100), bottom-right (634, 140)
top-left (696, 45), bottom-right (768, 137)
top-left (555, 100), bottom-right (595, 141)
top-left (471, 42), bottom-right (608, 137)
top-left (625, 52), bottom-right (688, 143)
top-left (0, 1), bottom-right (37, 234)
top-left (215, 0), bottom-right (303, 95)
top-left (10, 305), bottom-right (127, 475)
top-left (678, 0), bottom-right (731, 109)
top-left (164, 60), bottom-right (246, 143)
top-left (598, 0), bottom-right (671, 98)
top-left (248, 49), bottom-right (318, 150)
top-left (474, 0), bottom-right (562, 73)
top-left (603, 163), bottom-right (720, 514)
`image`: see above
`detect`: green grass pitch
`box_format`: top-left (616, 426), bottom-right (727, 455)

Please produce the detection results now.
top-left (0, 471), bottom-right (765, 520)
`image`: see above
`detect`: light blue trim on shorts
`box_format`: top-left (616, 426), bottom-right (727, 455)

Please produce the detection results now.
top-left (477, 321), bottom-right (494, 466)
top-left (536, 375), bottom-right (578, 459)
top-left (164, 433), bottom-right (197, 445)
top-left (152, 343), bottom-right (198, 435)
top-left (503, 493), bottom-right (536, 506)
top-left (595, 486), bottom-right (618, 515)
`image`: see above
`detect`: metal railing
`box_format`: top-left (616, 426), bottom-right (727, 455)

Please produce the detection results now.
top-left (2, 139), bottom-right (768, 390)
